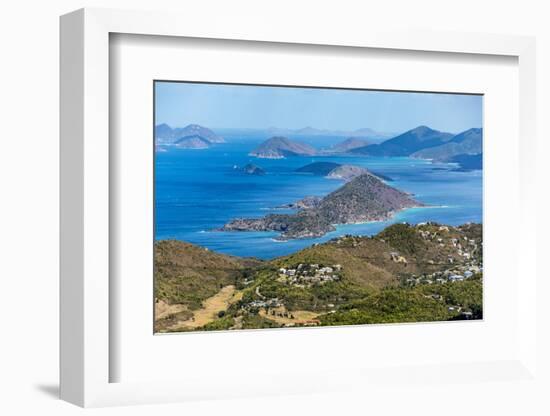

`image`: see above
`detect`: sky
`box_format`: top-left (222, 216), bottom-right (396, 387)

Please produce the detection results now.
top-left (155, 81), bottom-right (483, 134)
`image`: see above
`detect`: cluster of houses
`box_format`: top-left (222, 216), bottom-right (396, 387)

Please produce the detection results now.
top-left (404, 264), bottom-right (482, 286)
top-left (415, 223), bottom-right (481, 263)
top-left (278, 263), bottom-right (343, 287)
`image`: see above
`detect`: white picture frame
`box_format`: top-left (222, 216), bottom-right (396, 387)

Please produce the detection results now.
top-left (60, 7), bottom-right (538, 408)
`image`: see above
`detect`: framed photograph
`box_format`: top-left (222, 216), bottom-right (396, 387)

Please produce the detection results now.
top-left (153, 81), bottom-right (484, 334)
top-left (60, 8), bottom-right (538, 408)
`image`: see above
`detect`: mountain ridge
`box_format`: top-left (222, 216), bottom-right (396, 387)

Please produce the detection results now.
top-left (352, 125), bottom-right (454, 157)
top-left (155, 123), bottom-right (225, 144)
top-left (411, 128), bottom-right (482, 161)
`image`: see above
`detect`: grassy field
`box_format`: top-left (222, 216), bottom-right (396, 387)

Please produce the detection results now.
top-left (159, 285), bottom-right (243, 332)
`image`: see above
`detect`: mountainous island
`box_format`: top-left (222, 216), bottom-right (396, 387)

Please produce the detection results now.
top-left (220, 173), bottom-right (422, 239)
top-left (155, 222), bottom-right (483, 332)
top-left (276, 195), bottom-right (323, 210)
top-left (295, 161), bottom-right (340, 176)
top-left (320, 137), bottom-right (370, 154)
top-left (411, 128), bottom-right (482, 162)
top-left (352, 125), bottom-right (483, 171)
top-left (155, 123), bottom-right (225, 146)
top-left (249, 136), bottom-right (317, 159)
top-left (296, 162), bottom-right (391, 182)
top-left (352, 125), bottom-right (454, 157)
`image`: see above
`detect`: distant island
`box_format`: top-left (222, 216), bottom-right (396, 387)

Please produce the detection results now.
top-left (174, 135), bottom-right (211, 149)
top-left (156, 124), bottom-right (482, 170)
top-left (295, 162), bottom-right (340, 176)
top-left (411, 128), bottom-right (482, 161)
top-left (265, 126), bottom-right (393, 141)
top-left (351, 125), bottom-right (483, 171)
top-left (320, 137), bottom-right (370, 154)
top-left (220, 173), bottom-right (423, 239)
top-left (249, 136), bottom-right (317, 159)
top-left (155, 123), bottom-right (225, 146)
top-left (296, 162), bottom-right (392, 182)
top-left (155, 222), bottom-right (482, 332)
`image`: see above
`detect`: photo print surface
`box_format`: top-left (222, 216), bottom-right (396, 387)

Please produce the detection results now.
top-left (154, 81), bottom-right (483, 333)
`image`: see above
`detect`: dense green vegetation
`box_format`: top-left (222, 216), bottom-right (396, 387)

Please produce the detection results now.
top-left (317, 276), bottom-right (482, 326)
top-left (376, 222), bottom-right (428, 255)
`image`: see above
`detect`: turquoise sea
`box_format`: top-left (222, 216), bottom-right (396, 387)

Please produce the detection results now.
top-left (155, 131), bottom-right (482, 259)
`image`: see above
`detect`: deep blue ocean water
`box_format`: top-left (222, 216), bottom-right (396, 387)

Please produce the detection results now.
top-left (155, 132), bottom-right (482, 259)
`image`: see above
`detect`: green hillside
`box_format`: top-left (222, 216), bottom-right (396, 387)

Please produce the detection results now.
top-left (155, 222), bottom-right (483, 332)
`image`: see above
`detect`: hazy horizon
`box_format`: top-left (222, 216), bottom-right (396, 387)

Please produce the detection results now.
top-left (155, 81), bottom-right (483, 135)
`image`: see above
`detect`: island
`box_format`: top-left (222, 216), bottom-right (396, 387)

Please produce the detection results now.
top-left (411, 128), bottom-right (482, 162)
top-left (351, 125), bottom-right (454, 157)
top-left (350, 126), bottom-right (483, 171)
top-left (326, 165), bottom-right (374, 182)
top-left (174, 135), bottom-right (211, 149)
top-left (320, 137), bottom-right (370, 154)
top-left (155, 222), bottom-right (483, 332)
top-left (295, 162), bottom-right (340, 176)
top-left (155, 123), bottom-right (225, 144)
top-left (249, 136), bottom-right (317, 159)
top-left (264, 126), bottom-right (392, 141)
top-left (296, 162), bottom-right (392, 182)
top-left (234, 163), bottom-right (266, 175)
top-left (220, 173), bottom-right (423, 239)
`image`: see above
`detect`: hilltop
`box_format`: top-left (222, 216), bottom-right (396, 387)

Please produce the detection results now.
top-left (155, 222), bottom-right (483, 332)
top-left (220, 173), bottom-right (422, 239)
top-left (249, 137), bottom-right (317, 159)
